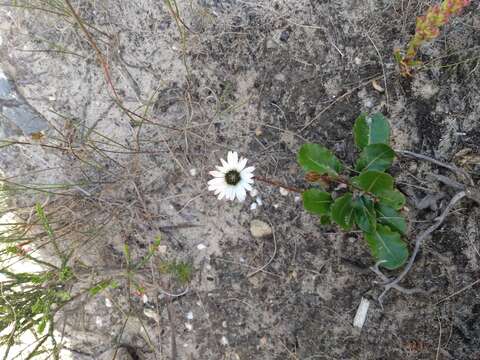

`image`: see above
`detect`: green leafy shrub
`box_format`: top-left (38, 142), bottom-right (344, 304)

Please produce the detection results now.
top-left (298, 113), bottom-right (409, 269)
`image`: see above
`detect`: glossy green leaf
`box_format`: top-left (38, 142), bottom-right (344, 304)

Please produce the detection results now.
top-left (364, 225), bottom-right (408, 270)
top-left (356, 144), bottom-right (395, 172)
top-left (320, 214), bottom-right (332, 225)
top-left (353, 196), bottom-right (377, 233)
top-left (298, 144), bottom-right (343, 176)
top-left (357, 171), bottom-right (394, 195)
top-left (378, 189), bottom-right (406, 210)
top-left (302, 189), bottom-right (332, 215)
top-left (353, 113), bottom-right (390, 150)
top-left (331, 193), bottom-right (355, 230)
top-left (376, 203), bottom-right (407, 235)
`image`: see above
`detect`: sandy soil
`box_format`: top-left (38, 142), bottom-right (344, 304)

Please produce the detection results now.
top-left (0, 0), bottom-right (479, 359)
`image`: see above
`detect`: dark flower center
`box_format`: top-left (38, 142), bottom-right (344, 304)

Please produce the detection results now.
top-left (225, 170), bottom-right (241, 185)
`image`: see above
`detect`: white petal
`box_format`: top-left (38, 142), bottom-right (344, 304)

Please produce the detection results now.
top-left (208, 178), bottom-right (225, 187)
top-left (236, 186), bottom-right (246, 202)
top-left (243, 181), bottom-right (253, 192)
top-left (220, 158), bottom-right (228, 168)
top-left (242, 175), bottom-right (254, 183)
top-left (229, 187), bottom-right (237, 201)
top-left (223, 187), bottom-right (231, 201)
top-left (242, 166), bottom-right (255, 174)
top-left (209, 170), bottom-right (225, 178)
top-left (223, 187), bottom-right (232, 201)
top-left (209, 184), bottom-right (225, 193)
top-left (227, 151), bottom-right (238, 167)
top-left (241, 173), bottom-right (254, 183)
top-left (244, 178), bottom-right (254, 185)
top-left (217, 191), bottom-right (225, 200)
top-left (237, 157), bottom-right (247, 171)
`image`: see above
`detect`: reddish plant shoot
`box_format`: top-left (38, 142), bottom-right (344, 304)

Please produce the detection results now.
top-left (395, 0), bottom-right (471, 76)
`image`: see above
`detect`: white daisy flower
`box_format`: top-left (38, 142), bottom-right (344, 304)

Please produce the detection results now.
top-left (208, 151), bottom-right (255, 202)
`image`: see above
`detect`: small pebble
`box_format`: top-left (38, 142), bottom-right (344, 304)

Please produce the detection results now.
top-left (255, 197), bottom-right (263, 206)
top-left (294, 196), bottom-right (301, 202)
top-left (197, 243), bottom-right (207, 250)
top-left (250, 189), bottom-right (258, 197)
top-left (279, 188), bottom-right (289, 196)
top-left (250, 202), bottom-right (258, 210)
top-left (105, 298), bottom-right (112, 308)
top-left (189, 168), bottom-right (197, 176)
top-left (185, 323), bottom-right (193, 331)
top-left (95, 316), bottom-right (103, 326)
top-left (142, 294), bottom-right (148, 304)
top-left (222, 321), bottom-right (228, 328)
top-left (186, 311), bottom-right (194, 320)
top-left (250, 219), bottom-right (272, 238)
top-left (220, 336), bottom-right (229, 346)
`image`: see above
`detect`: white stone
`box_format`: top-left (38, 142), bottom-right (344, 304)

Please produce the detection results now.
top-left (105, 298), bottom-right (112, 308)
top-left (279, 187), bottom-right (289, 196)
top-left (186, 311), bottom-right (194, 320)
top-left (255, 197), bottom-right (263, 206)
top-left (185, 323), bottom-right (193, 331)
top-left (250, 219), bottom-right (272, 238)
top-left (250, 202), bottom-right (257, 210)
top-left (197, 243), bottom-right (207, 250)
top-left (353, 297), bottom-right (370, 329)
top-left (189, 168), bottom-right (197, 176)
top-left (220, 336), bottom-right (229, 346)
top-left (250, 189), bottom-right (258, 197)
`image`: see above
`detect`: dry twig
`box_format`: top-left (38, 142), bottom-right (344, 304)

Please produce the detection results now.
top-left (371, 149), bottom-right (480, 304)
top-left (374, 191), bottom-right (466, 304)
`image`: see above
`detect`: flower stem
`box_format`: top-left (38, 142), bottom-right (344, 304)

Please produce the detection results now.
top-left (253, 176), bottom-right (304, 194)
